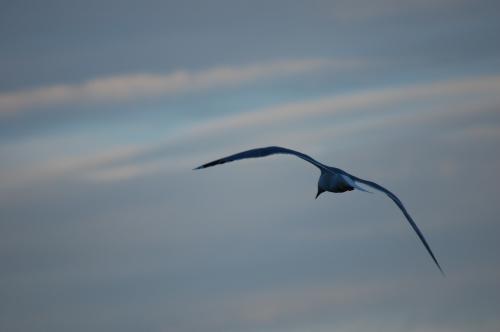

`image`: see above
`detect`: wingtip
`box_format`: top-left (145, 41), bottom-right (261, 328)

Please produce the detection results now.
top-left (437, 264), bottom-right (446, 277)
top-left (431, 255), bottom-right (445, 277)
top-left (193, 165), bottom-right (204, 170)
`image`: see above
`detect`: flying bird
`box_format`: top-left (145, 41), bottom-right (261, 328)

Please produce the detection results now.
top-left (194, 146), bottom-right (443, 274)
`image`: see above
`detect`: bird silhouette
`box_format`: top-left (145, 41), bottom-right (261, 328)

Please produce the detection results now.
top-left (195, 146), bottom-right (444, 275)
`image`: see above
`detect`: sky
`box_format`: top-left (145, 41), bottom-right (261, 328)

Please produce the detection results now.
top-left (1, 0), bottom-right (500, 331)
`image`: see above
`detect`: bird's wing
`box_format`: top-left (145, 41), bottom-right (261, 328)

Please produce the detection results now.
top-left (352, 176), bottom-right (444, 275)
top-left (194, 146), bottom-right (331, 172)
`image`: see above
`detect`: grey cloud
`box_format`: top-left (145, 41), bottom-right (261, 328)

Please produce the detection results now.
top-left (329, 0), bottom-right (471, 21)
top-left (3, 118), bottom-right (500, 332)
top-left (20, 73), bottom-right (498, 184)
top-left (0, 58), bottom-right (358, 116)
top-left (2, 0), bottom-right (499, 93)
top-left (2, 73), bottom-right (498, 197)
top-left (2, 1), bottom-right (500, 331)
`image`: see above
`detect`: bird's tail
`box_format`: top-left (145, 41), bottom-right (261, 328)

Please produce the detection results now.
top-left (341, 174), bottom-right (373, 193)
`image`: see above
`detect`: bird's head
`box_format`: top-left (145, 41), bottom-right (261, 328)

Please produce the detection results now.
top-left (315, 187), bottom-right (325, 199)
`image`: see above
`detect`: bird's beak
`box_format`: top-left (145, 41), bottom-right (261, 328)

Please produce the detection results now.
top-left (315, 189), bottom-right (322, 199)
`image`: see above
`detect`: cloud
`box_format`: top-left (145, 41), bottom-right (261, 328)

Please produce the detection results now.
top-left (0, 58), bottom-right (358, 116)
top-left (169, 266), bottom-right (500, 332)
top-left (3, 73), bottom-right (499, 187)
top-left (95, 74), bottom-right (499, 178)
top-left (0, 144), bottom-right (144, 193)
top-left (330, 0), bottom-right (470, 21)
top-left (183, 74), bottom-right (500, 138)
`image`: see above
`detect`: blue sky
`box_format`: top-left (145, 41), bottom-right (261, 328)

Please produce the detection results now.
top-left (1, 1), bottom-right (500, 331)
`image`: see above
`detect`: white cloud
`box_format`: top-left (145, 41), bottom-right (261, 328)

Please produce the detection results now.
top-left (3, 74), bottom-right (499, 186)
top-left (70, 74), bottom-right (500, 183)
top-left (182, 74), bottom-right (500, 139)
top-left (0, 58), bottom-right (358, 115)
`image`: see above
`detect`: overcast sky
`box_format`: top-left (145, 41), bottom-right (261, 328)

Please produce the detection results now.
top-left (1, 1), bottom-right (500, 331)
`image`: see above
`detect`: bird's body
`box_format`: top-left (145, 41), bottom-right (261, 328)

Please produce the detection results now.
top-left (195, 146), bottom-right (444, 274)
top-left (318, 171), bottom-right (354, 193)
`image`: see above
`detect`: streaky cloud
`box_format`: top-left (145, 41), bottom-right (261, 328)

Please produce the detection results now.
top-left (3, 74), bottom-right (499, 186)
top-left (183, 74), bottom-right (500, 138)
top-left (87, 74), bottom-right (500, 181)
top-left (0, 58), bottom-right (359, 116)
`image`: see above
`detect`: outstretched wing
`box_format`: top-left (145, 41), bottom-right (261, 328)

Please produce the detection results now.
top-left (352, 176), bottom-right (444, 275)
top-left (194, 146), bottom-right (331, 172)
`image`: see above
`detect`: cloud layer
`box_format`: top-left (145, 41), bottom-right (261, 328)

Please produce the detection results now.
top-left (4, 73), bottom-right (499, 188)
top-left (0, 58), bottom-right (358, 115)
top-left (2, 1), bottom-right (500, 331)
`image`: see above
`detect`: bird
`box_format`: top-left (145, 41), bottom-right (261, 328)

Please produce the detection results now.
top-left (194, 146), bottom-right (444, 275)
